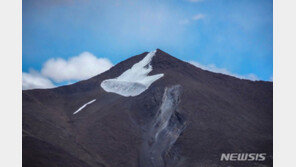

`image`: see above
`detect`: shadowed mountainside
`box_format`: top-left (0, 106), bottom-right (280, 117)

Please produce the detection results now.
top-left (23, 49), bottom-right (273, 167)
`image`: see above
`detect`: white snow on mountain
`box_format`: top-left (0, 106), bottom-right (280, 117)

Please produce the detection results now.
top-left (100, 50), bottom-right (164, 97)
top-left (73, 99), bottom-right (96, 115)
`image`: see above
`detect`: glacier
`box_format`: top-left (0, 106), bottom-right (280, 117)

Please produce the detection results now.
top-left (100, 50), bottom-right (164, 97)
top-left (73, 99), bottom-right (96, 115)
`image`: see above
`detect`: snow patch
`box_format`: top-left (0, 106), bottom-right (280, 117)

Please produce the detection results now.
top-left (100, 50), bottom-right (164, 97)
top-left (73, 99), bottom-right (96, 115)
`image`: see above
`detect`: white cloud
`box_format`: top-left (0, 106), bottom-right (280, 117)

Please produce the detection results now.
top-left (179, 14), bottom-right (205, 25)
top-left (22, 70), bottom-right (55, 90)
top-left (22, 52), bottom-right (114, 90)
top-left (189, 61), bottom-right (259, 81)
top-left (192, 14), bottom-right (205, 21)
top-left (179, 19), bottom-right (190, 25)
top-left (187, 0), bottom-right (204, 2)
top-left (41, 52), bottom-right (113, 82)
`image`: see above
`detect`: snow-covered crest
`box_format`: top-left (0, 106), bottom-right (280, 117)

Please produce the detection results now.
top-left (100, 50), bottom-right (164, 97)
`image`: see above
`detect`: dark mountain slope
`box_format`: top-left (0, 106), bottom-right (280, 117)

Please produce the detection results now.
top-left (23, 49), bottom-right (272, 167)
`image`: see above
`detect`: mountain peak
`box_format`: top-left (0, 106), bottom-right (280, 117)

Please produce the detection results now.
top-left (155, 48), bottom-right (164, 52)
top-left (23, 49), bottom-right (273, 167)
top-left (154, 48), bottom-right (173, 58)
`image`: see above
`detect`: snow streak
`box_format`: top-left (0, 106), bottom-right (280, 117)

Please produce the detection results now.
top-left (73, 99), bottom-right (96, 115)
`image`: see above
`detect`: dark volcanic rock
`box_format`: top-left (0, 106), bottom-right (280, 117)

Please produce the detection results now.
top-left (23, 49), bottom-right (273, 167)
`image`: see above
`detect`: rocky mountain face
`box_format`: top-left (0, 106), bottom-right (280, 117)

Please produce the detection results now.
top-left (23, 49), bottom-right (273, 167)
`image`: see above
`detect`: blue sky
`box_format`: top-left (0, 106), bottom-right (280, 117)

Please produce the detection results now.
top-left (22, 0), bottom-right (273, 89)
